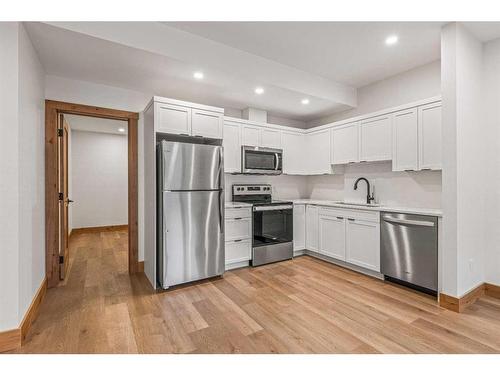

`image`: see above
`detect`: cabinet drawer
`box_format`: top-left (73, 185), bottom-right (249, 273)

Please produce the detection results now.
top-left (225, 239), bottom-right (252, 264)
top-left (225, 207), bottom-right (252, 219)
top-left (318, 206), bottom-right (379, 223)
top-left (225, 218), bottom-right (252, 241)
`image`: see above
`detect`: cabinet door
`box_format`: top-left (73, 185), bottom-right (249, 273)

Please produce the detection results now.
top-left (418, 103), bottom-right (442, 170)
top-left (319, 215), bottom-right (346, 260)
top-left (392, 108), bottom-right (418, 171)
top-left (261, 128), bottom-right (282, 149)
top-left (307, 130), bottom-right (331, 174)
top-left (191, 109), bottom-right (223, 138)
top-left (282, 131), bottom-right (305, 175)
top-left (293, 204), bottom-right (306, 251)
top-left (345, 218), bottom-right (380, 271)
top-left (156, 103), bottom-right (191, 135)
top-left (359, 115), bottom-right (392, 162)
top-left (223, 122), bottom-right (241, 173)
top-left (305, 205), bottom-right (319, 252)
top-left (331, 123), bottom-right (359, 164)
top-left (241, 125), bottom-right (261, 146)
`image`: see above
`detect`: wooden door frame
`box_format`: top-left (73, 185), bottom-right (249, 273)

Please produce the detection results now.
top-left (45, 100), bottom-right (139, 288)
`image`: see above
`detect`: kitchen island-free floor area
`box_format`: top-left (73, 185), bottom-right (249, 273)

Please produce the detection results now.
top-left (15, 228), bottom-right (500, 354)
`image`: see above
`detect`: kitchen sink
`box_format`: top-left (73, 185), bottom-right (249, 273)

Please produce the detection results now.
top-left (333, 201), bottom-right (381, 208)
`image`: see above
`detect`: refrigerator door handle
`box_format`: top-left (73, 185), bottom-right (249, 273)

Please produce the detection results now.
top-left (218, 189), bottom-right (224, 234)
top-left (162, 209), bottom-right (168, 288)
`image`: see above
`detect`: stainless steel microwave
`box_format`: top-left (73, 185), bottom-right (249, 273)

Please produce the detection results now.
top-left (241, 146), bottom-right (283, 175)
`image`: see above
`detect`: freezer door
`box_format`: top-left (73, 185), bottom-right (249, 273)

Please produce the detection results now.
top-left (160, 140), bottom-right (223, 191)
top-left (159, 190), bottom-right (224, 288)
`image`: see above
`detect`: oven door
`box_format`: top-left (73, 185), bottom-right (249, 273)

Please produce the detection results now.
top-left (242, 146), bottom-right (282, 175)
top-left (252, 205), bottom-right (293, 266)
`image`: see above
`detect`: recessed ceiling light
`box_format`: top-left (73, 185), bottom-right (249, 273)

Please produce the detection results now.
top-left (385, 35), bottom-right (398, 46)
top-left (254, 87), bottom-right (264, 95)
top-left (118, 128), bottom-right (125, 132)
top-left (193, 71), bottom-right (204, 80)
top-left (301, 98), bottom-right (310, 105)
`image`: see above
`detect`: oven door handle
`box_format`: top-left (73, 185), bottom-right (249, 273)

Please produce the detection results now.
top-left (253, 205), bottom-right (293, 212)
top-left (275, 153), bottom-right (279, 170)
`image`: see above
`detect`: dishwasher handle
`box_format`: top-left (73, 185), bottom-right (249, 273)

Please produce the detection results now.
top-left (382, 216), bottom-right (435, 227)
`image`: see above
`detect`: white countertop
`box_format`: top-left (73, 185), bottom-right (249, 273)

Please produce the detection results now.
top-left (225, 201), bottom-right (253, 209)
top-left (291, 199), bottom-right (443, 217)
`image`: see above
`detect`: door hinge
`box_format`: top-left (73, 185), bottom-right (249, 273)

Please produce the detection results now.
top-left (59, 255), bottom-right (64, 264)
top-left (58, 192), bottom-right (64, 201)
top-left (57, 128), bottom-right (63, 137)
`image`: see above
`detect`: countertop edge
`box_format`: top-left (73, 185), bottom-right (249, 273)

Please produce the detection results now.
top-left (290, 199), bottom-right (443, 217)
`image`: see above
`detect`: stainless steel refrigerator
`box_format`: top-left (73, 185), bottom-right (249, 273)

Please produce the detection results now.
top-left (157, 138), bottom-right (224, 289)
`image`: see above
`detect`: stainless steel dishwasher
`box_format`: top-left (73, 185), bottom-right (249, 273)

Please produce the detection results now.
top-left (380, 212), bottom-right (438, 295)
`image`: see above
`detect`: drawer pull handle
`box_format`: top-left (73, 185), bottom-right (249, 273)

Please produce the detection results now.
top-left (234, 239), bottom-right (243, 242)
top-left (336, 216), bottom-right (344, 220)
top-left (348, 218), bottom-right (355, 221)
top-left (234, 217), bottom-right (242, 220)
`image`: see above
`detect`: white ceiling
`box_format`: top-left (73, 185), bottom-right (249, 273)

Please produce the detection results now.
top-left (26, 22), bottom-right (500, 123)
top-left (168, 22), bottom-right (444, 88)
top-left (65, 114), bottom-right (127, 135)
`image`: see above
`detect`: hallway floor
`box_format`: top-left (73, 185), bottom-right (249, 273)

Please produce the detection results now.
top-left (13, 228), bottom-right (500, 353)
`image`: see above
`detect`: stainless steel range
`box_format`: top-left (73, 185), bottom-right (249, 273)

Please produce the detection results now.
top-left (232, 184), bottom-right (293, 266)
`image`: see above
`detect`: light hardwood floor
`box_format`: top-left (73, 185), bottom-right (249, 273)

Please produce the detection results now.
top-left (12, 228), bottom-right (500, 354)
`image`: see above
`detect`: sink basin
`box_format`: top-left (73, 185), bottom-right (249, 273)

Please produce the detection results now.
top-left (333, 201), bottom-right (380, 208)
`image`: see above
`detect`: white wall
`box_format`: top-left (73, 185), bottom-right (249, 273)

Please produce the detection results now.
top-left (0, 23), bottom-right (45, 331)
top-left (307, 60), bottom-right (441, 127)
top-left (441, 23), bottom-right (486, 297)
top-left (18, 23), bottom-right (46, 321)
top-left (483, 38), bottom-right (500, 286)
top-left (0, 22), bottom-right (21, 331)
top-left (307, 162), bottom-right (442, 208)
top-left (71, 130), bottom-right (128, 228)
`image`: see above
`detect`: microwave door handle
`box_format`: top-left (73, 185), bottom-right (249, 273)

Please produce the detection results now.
top-left (275, 153), bottom-right (279, 170)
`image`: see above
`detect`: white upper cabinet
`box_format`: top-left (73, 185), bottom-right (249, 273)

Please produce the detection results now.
top-left (282, 131), bottom-right (306, 175)
top-left (319, 215), bottom-right (346, 260)
top-left (345, 218), bottom-right (380, 272)
top-left (223, 121), bottom-right (241, 173)
top-left (306, 129), bottom-right (332, 174)
top-left (191, 109), bottom-right (223, 139)
top-left (293, 204), bottom-right (306, 251)
top-left (331, 123), bottom-right (359, 164)
top-left (156, 103), bottom-right (191, 136)
top-left (261, 128), bottom-right (282, 149)
top-left (241, 125), bottom-right (261, 146)
top-left (359, 115), bottom-right (392, 162)
top-left (392, 108), bottom-right (418, 171)
top-left (418, 102), bottom-right (442, 170)
top-left (305, 205), bottom-right (319, 252)
top-left (154, 98), bottom-right (223, 139)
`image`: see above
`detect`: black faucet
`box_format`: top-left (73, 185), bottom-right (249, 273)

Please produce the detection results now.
top-left (354, 177), bottom-right (375, 204)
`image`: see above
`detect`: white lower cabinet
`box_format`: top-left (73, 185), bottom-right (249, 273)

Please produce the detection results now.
top-left (225, 207), bottom-right (252, 270)
top-left (305, 205), bottom-right (319, 252)
top-left (319, 215), bottom-right (345, 260)
top-left (345, 218), bottom-right (380, 272)
top-left (293, 204), bottom-right (306, 251)
top-left (304, 205), bottom-right (380, 272)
